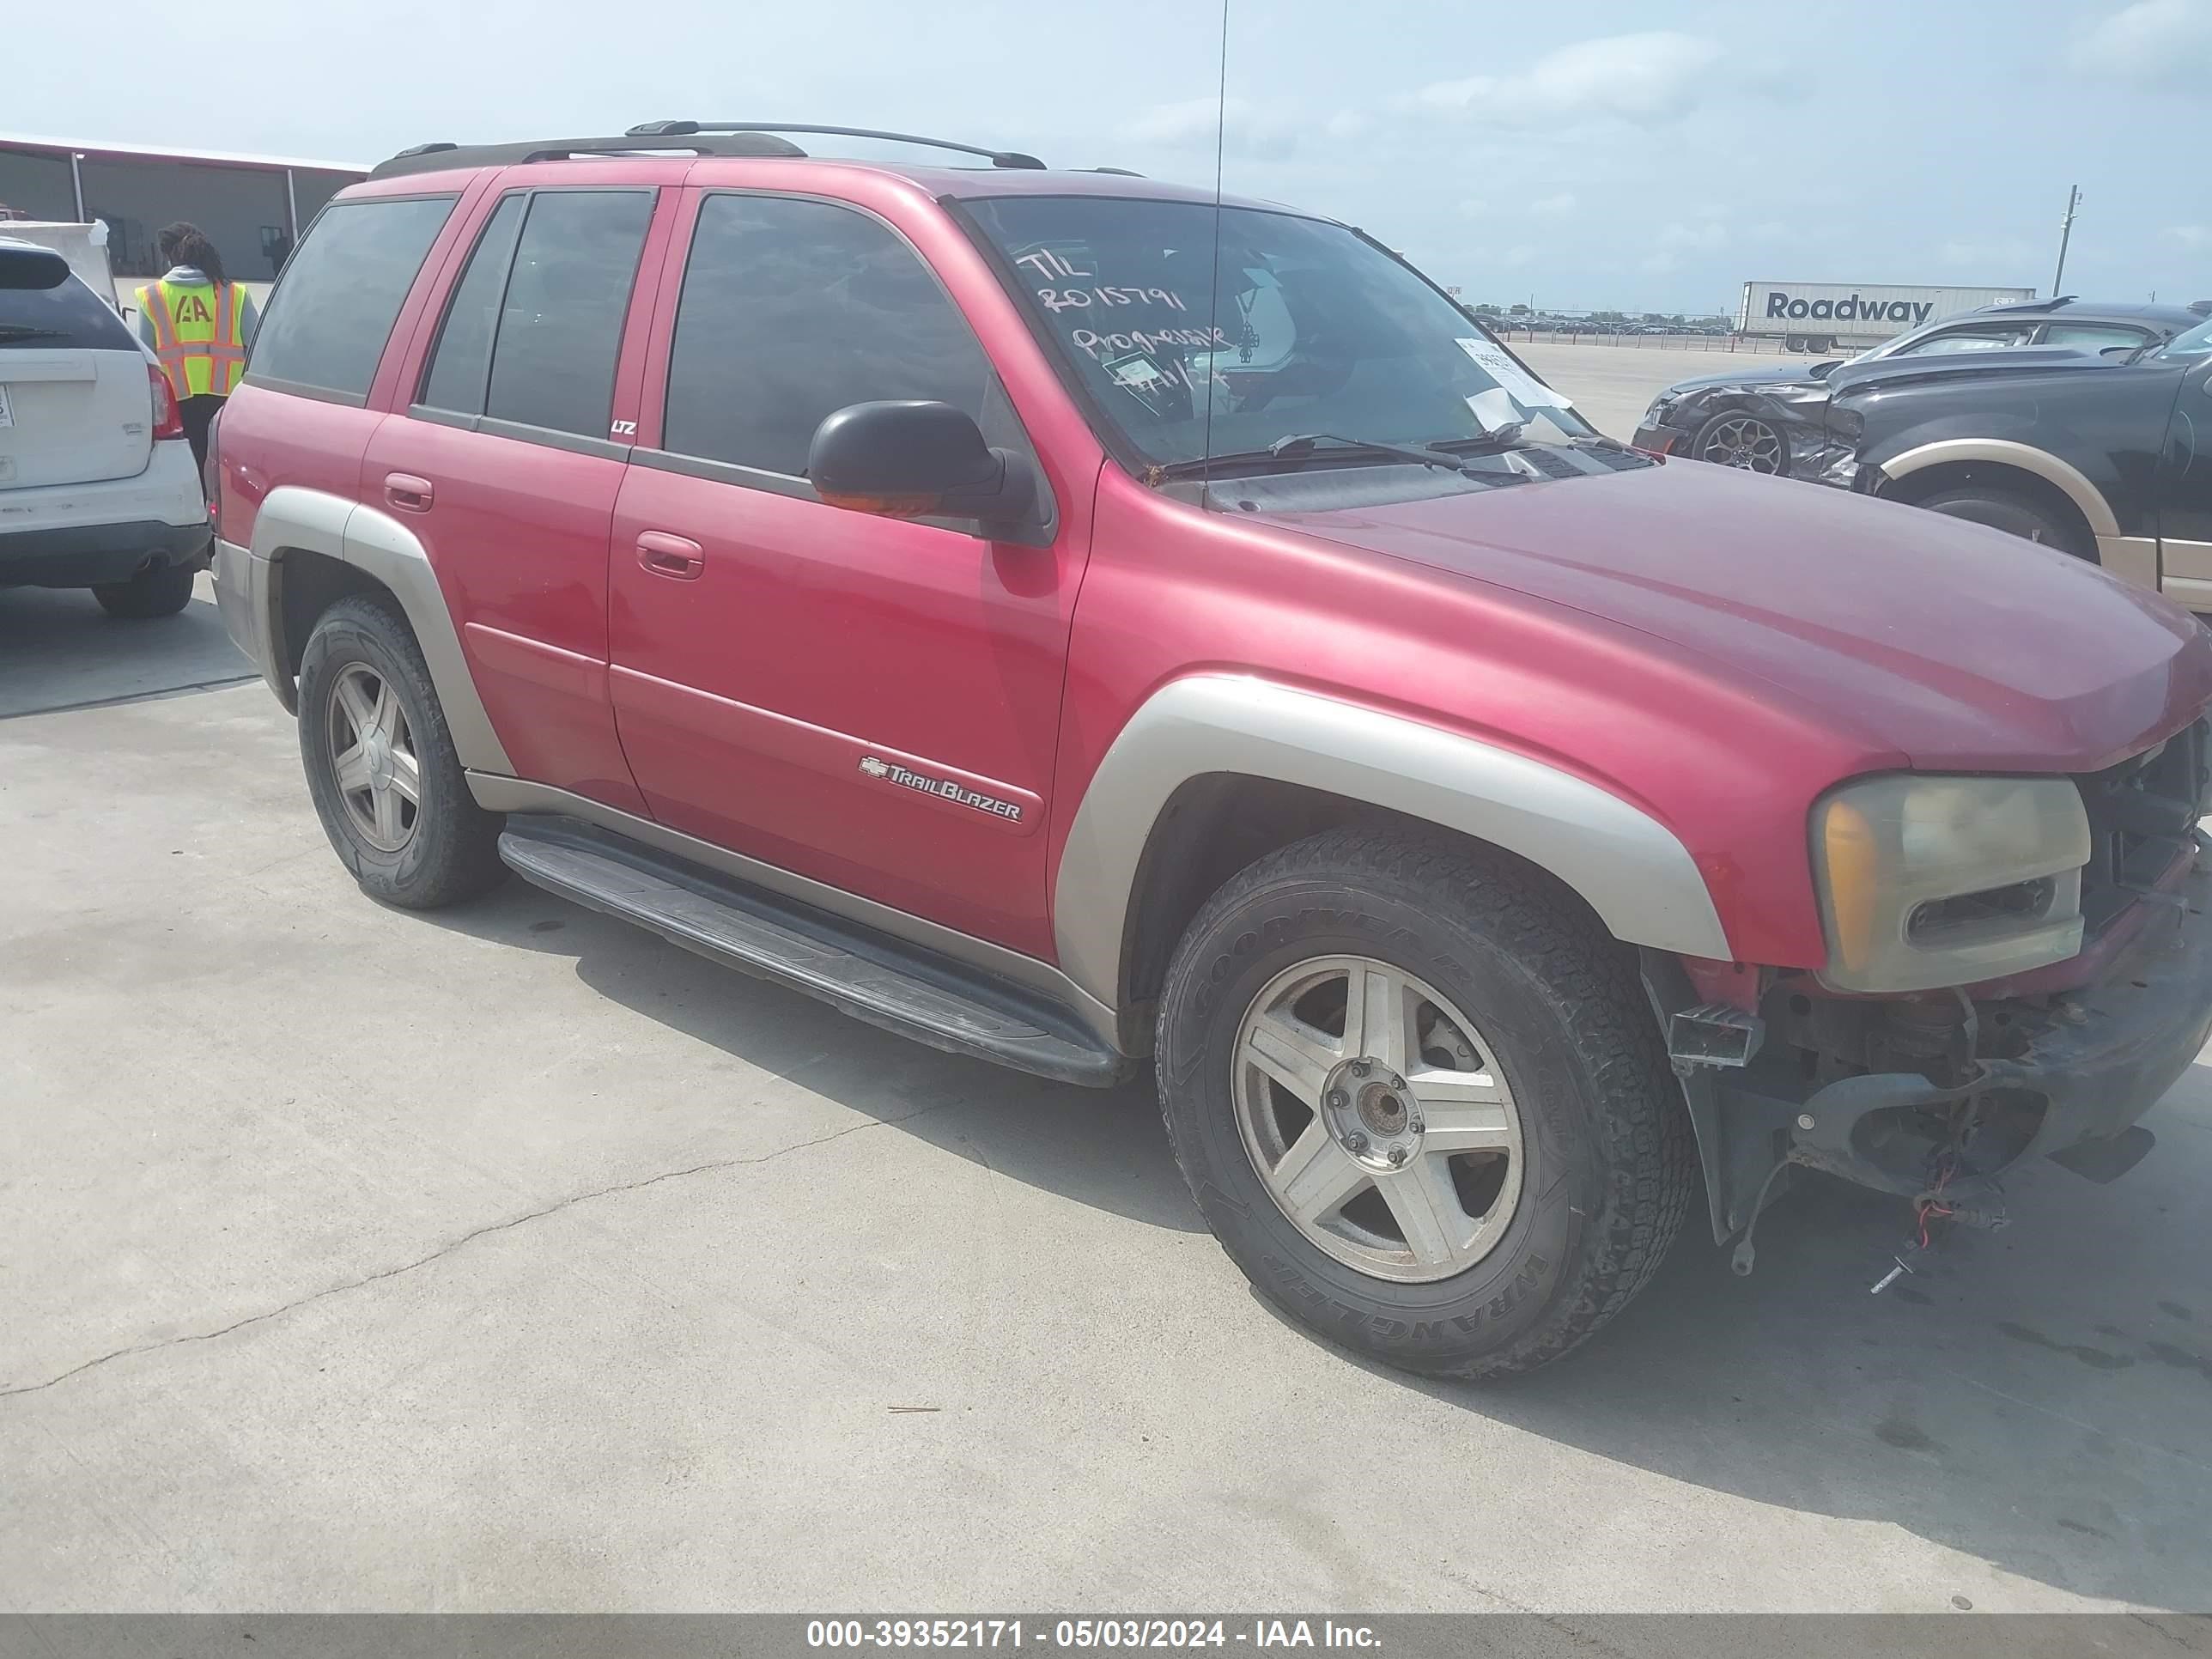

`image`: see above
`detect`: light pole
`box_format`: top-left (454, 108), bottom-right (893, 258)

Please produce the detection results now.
top-left (2051, 185), bottom-right (2081, 297)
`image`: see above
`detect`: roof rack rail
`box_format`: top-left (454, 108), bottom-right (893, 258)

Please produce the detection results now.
top-left (628, 120), bottom-right (1046, 170)
top-left (369, 131), bottom-right (805, 180)
top-left (1986, 295), bottom-right (2076, 313)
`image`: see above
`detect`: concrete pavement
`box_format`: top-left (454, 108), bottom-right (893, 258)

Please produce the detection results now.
top-left (3, 517), bottom-right (2210, 1613)
top-left (1517, 340), bottom-right (1796, 439)
top-left (0, 577), bottom-right (253, 719)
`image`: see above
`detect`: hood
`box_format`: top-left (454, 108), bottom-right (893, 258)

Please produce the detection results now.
top-left (1249, 457), bottom-right (2212, 773)
top-left (1660, 361), bottom-right (1831, 397)
top-left (1824, 344), bottom-right (2114, 397)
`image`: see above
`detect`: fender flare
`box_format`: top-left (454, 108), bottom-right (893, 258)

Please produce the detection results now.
top-left (247, 484), bottom-right (513, 775)
top-left (1050, 674), bottom-right (1732, 1012)
top-left (1875, 438), bottom-right (2121, 538)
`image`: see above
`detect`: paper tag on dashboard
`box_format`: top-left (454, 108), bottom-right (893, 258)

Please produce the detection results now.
top-left (1457, 338), bottom-right (1572, 409)
top-left (1465, 388), bottom-right (1522, 432)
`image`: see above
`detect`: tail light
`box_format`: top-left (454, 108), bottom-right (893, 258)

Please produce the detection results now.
top-left (148, 363), bottom-right (184, 441)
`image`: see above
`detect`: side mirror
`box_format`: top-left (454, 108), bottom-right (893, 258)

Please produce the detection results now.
top-left (2102, 343), bottom-right (2145, 362)
top-left (809, 400), bottom-right (1039, 537)
top-left (0, 243), bottom-right (70, 292)
top-left (1809, 359), bottom-right (1842, 379)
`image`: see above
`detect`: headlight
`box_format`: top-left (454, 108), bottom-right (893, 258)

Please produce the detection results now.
top-left (1642, 395), bottom-right (1675, 425)
top-left (1812, 775), bottom-right (2092, 993)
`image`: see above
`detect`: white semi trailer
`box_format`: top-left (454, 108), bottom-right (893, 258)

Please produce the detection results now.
top-left (1736, 280), bottom-right (2037, 353)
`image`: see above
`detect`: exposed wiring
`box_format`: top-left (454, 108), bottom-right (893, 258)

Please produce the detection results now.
top-left (1728, 1156), bottom-right (1795, 1277)
top-left (1909, 996), bottom-right (1980, 1249)
top-left (1948, 985), bottom-right (1979, 1056)
top-left (1915, 1143), bottom-right (1960, 1248)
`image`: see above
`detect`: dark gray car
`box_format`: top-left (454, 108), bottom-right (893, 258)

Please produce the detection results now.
top-left (1632, 298), bottom-right (2209, 477)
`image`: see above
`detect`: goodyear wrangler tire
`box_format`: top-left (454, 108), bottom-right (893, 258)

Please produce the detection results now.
top-left (1155, 827), bottom-right (1695, 1379)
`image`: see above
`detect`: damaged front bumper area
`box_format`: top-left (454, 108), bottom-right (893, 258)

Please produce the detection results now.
top-left (1632, 383), bottom-right (1839, 476)
top-left (1680, 850), bottom-right (2212, 1243)
top-left (1629, 417), bottom-right (1695, 459)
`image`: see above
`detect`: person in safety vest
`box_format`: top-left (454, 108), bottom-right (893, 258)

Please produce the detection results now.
top-left (135, 222), bottom-right (258, 471)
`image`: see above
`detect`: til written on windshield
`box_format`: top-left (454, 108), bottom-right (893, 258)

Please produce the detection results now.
top-left (981, 198), bottom-right (1590, 459)
top-left (1012, 245), bottom-right (1229, 412)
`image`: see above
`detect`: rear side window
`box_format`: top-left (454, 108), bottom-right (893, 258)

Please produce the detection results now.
top-left (0, 272), bottom-right (139, 352)
top-left (1894, 325), bottom-right (2034, 356)
top-left (482, 191), bottom-right (653, 439)
top-left (2041, 323), bottom-right (2150, 350)
top-left (418, 193), bottom-right (528, 415)
top-left (249, 195), bottom-right (455, 398)
top-left (662, 194), bottom-right (990, 477)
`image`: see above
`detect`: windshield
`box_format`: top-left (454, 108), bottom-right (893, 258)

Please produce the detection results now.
top-left (965, 195), bottom-right (1593, 470)
top-left (2158, 317), bottom-right (2212, 360)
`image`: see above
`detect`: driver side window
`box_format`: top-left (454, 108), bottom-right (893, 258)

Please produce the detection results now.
top-left (2040, 323), bottom-right (2150, 350)
top-left (660, 194), bottom-right (994, 479)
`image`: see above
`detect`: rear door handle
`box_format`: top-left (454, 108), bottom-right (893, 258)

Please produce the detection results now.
top-left (637, 531), bottom-right (705, 580)
top-left (384, 472), bottom-right (434, 513)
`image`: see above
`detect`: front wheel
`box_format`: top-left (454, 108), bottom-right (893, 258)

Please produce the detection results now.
top-left (1155, 829), bottom-right (1696, 1380)
top-left (1915, 484), bottom-right (2093, 560)
top-left (1692, 410), bottom-right (1788, 475)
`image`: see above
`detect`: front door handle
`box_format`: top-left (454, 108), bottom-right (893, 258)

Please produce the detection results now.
top-left (384, 472), bottom-right (434, 513)
top-left (637, 531), bottom-right (705, 580)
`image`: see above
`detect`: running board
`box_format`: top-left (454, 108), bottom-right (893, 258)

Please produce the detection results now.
top-left (497, 817), bottom-right (1129, 1088)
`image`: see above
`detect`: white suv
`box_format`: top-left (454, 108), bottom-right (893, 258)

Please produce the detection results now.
top-left (0, 239), bottom-right (210, 617)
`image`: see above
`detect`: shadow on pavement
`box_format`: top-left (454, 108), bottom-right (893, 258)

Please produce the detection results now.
top-left (425, 875), bottom-right (1203, 1235)
top-left (424, 870), bottom-right (2212, 1610)
top-left (0, 575), bottom-right (251, 720)
top-left (1338, 1086), bottom-right (2212, 1610)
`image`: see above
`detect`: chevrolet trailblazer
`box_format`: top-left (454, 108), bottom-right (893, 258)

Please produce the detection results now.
top-left (212, 123), bottom-right (2212, 1376)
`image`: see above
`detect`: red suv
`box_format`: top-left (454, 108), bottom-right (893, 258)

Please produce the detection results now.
top-left (213, 123), bottom-right (2212, 1377)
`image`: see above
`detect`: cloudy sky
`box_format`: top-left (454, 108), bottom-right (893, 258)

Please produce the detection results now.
top-left (9, 0), bottom-right (2210, 312)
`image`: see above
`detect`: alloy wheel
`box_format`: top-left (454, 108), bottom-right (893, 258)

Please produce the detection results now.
top-left (1231, 955), bottom-right (1525, 1284)
top-left (1697, 415), bottom-right (1785, 474)
top-left (325, 663), bottom-right (421, 853)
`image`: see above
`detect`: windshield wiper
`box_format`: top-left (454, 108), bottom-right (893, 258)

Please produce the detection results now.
top-left (1427, 422), bottom-right (1531, 454)
top-left (1270, 432), bottom-right (1489, 471)
top-left (1152, 431), bottom-right (1490, 481)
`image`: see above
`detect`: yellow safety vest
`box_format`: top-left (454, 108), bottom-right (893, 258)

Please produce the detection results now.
top-left (137, 279), bottom-right (249, 398)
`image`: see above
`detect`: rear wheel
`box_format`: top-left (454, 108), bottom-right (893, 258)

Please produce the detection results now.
top-left (1915, 484), bottom-right (2093, 559)
top-left (296, 593), bottom-right (506, 909)
top-left (1155, 828), bottom-right (1695, 1379)
top-left (91, 562), bottom-right (196, 619)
